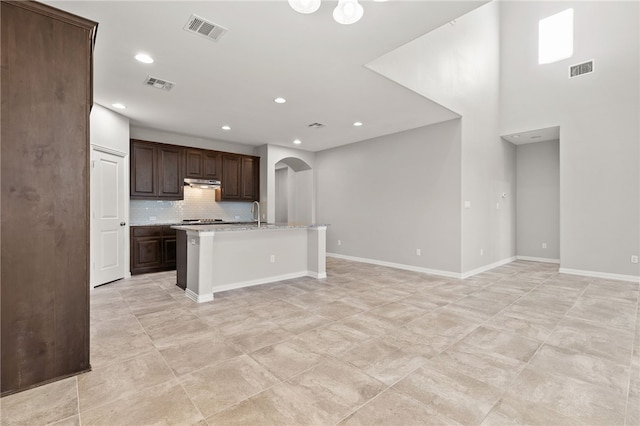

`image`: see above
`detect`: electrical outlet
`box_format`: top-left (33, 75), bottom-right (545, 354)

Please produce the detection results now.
top-left (270, 255), bottom-right (275, 263)
top-left (464, 201), bottom-right (471, 209)
top-left (631, 255), bottom-right (639, 264)
top-left (496, 202), bottom-right (500, 210)
top-left (234, 215), bottom-right (240, 220)
top-left (416, 248), bottom-right (421, 256)
top-left (149, 216), bottom-right (156, 221)
top-left (337, 239), bottom-right (341, 246)
top-left (542, 242), bottom-right (547, 249)
top-left (480, 248), bottom-right (484, 256)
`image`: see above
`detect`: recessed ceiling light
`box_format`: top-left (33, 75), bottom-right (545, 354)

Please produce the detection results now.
top-left (221, 125), bottom-right (231, 131)
top-left (274, 97), bottom-right (287, 104)
top-left (353, 121), bottom-right (363, 127)
top-left (513, 134), bottom-right (520, 138)
top-left (112, 103), bottom-right (126, 109)
top-left (293, 139), bottom-right (302, 145)
top-left (135, 53), bottom-right (154, 64)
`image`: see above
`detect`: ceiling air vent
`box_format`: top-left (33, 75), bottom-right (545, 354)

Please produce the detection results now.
top-left (184, 14), bottom-right (227, 42)
top-left (144, 76), bottom-right (175, 91)
top-left (308, 122), bottom-right (325, 128)
top-left (569, 60), bottom-right (594, 78)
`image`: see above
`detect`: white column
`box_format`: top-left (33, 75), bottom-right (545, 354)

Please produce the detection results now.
top-left (185, 230), bottom-right (215, 303)
top-left (307, 226), bottom-right (327, 279)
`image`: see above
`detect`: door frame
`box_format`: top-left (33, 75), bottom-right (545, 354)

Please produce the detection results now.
top-left (90, 144), bottom-right (130, 289)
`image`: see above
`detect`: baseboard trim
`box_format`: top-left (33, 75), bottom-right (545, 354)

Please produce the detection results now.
top-left (212, 271), bottom-right (313, 294)
top-left (461, 256), bottom-right (517, 279)
top-left (185, 288), bottom-right (214, 303)
top-left (308, 271), bottom-right (328, 279)
top-left (558, 268), bottom-right (640, 283)
top-left (327, 253), bottom-right (461, 279)
top-left (516, 256), bottom-right (560, 264)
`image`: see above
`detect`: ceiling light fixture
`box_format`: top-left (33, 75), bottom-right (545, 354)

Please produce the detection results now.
top-left (135, 53), bottom-right (154, 64)
top-left (288, 0), bottom-right (367, 25)
top-left (353, 121), bottom-right (363, 127)
top-left (274, 97), bottom-right (287, 104)
top-left (221, 125), bottom-right (231, 131)
top-left (288, 0), bottom-right (321, 14)
top-left (293, 139), bottom-right (302, 145)
top-left (333, 0), bottom-right (364, 25)
top-left (112, 103), bottom-right (126, 109)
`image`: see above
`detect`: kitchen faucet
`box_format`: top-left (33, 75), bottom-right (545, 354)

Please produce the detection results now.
top-left (252, 201), bottom-right (261, 227)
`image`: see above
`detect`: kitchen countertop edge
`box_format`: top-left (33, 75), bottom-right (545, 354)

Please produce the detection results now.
top-left (170, 224), bottom-right (329, 232)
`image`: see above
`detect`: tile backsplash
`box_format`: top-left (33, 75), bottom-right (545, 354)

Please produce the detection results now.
top-left (130, 187), bottom-right (254, 225)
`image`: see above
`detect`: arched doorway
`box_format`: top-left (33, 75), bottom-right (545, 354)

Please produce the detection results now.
top-left (274, 157), bottom-right (313, 225)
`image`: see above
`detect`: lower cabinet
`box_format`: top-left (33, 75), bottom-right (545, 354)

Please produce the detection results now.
top-left (131, 225), bottom-right (177, 275)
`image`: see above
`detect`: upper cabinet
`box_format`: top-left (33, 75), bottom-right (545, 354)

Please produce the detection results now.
top-left (184, 149), bottom-right (221, 180)
top-left (221, 154), bottom-right (259, 201)
top-left (130, 140), bottom-right (258, 202)
top-left (130, 139), bottom-right (184, 200)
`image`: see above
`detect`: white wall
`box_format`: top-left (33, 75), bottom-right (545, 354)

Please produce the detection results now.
top-left (500, 1), bottom-right (639, 279)
top-left (316, 119), bottom-right (462, 274)
top-left (367, 2), bottom-right (516, 274)
top-left (516, 140), bottom-right (560, 261)
top-left (275, 167), bottom-right (289, 223)
top-left (91, 104), bottom-right (130, 154)
top-left (89, 104), bottom-right (131, 280)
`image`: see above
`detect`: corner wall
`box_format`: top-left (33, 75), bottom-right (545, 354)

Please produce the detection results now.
top-left (367, 2), bottom-right (516, 275)
top-left (500, 1), bottom-right (639, 279)
top-left (316, 120), bottom-right (463, 275)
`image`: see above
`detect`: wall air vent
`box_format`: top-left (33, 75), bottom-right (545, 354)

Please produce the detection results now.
top-left (308, 123), bottom-right (325, 128)
top-left (569, 60), bottom-right (594, 78)
top-left (184, 14), bottom-right (227, 42)
top-left (144, 76), bottom-right (175, 91)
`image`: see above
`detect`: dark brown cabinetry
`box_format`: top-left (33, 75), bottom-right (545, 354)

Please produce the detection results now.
top-left (130, 140), bottom-right (184, 200)
top-left (1, 0), bottom-right (97, 395)
top-left (221, 154), bottom-right (260, 201)
top-left (130, 226), bottom-right (177, 275)
top-left (130, 140), bottom-right (259, 202)
top-left (185, 149), bottom-right (221, 180)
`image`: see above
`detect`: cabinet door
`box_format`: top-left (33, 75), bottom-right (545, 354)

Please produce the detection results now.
top-left (130, 141), bottom-right (156, 197)
top-left (221, 154), bottom-right (241, 200)
top-left (162, 237), bottom-right (177, 267)
top-left (241, 156), bottom-right (259, 201)
top-left (157, 146), bottom-right (183, 199)
top-left (162, 226), bottom-right (177, 267)
top-left (131, 237), bottom-right (162, 273)
top-left (203, 151), bottom-right (221, 179)
top-left (184, 149), bottom-right (203, 178)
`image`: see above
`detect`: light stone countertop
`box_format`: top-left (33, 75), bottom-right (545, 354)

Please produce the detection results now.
top-left (171, 223), bottom-right (328, 232)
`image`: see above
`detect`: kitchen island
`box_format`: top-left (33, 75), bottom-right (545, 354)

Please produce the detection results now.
top-left (172, 223), bottom-right (327, 303)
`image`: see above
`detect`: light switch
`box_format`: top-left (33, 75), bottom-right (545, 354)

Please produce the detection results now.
top-left (464, 201), bottom-right (471, 209)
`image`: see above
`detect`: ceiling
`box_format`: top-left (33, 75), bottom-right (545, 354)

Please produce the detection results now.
top-left (45, 1), bottom-right (484, 152)
top-left (502, 126), bottom-right (560, 145)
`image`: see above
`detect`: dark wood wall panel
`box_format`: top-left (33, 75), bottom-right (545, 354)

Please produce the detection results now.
top-left (1, 0), bottom-right (97, 395)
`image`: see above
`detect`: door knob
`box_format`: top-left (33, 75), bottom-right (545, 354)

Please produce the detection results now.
top-left (120, 222), bottom-right (126, 226)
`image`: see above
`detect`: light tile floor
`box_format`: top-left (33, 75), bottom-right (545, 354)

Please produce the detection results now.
top-left (2, 259), bottom-right (639, 425)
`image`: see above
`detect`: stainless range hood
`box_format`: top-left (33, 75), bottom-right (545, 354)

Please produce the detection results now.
top-left (184, 178), bottom-right (221, 189)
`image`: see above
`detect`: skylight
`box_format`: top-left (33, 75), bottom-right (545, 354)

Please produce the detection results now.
top-left (538, 8), bottom-right (574, 64)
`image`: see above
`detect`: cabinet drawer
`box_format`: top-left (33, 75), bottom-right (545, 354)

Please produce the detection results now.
top-left (132, 226), bottom-right (163, 237)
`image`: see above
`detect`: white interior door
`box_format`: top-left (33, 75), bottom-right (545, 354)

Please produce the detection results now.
top-left (91, 149), bottom-right (126, 286)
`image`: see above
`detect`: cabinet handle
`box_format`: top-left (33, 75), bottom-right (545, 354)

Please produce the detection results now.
top-left (120, 222), bottom-right (126, 226)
